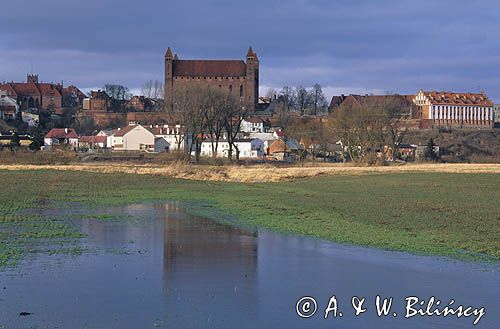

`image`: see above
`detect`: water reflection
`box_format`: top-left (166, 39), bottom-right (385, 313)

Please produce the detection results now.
top-left (0, 203), bottom-right (497, 329)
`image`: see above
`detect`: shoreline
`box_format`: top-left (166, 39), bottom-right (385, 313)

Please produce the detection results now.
top-left (0, 169), bottom-right (498, 268)
top-left (0, 162), bottom-right (499, 183)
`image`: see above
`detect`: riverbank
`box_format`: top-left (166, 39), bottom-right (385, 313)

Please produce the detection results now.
top-left (0, 162), bottom-right (499, 182)
top-left (0, 169), bottom-right (499, 267)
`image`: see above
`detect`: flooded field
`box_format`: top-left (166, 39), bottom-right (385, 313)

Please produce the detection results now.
top-left (0, 203), bottom-right (498, 329)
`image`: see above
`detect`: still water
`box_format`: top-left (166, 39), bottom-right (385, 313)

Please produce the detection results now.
top-left (0, 203), bottom-right (498, 329)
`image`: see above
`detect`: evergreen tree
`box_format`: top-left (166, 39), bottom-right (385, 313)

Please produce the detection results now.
top-left (424, 138), bottom-right (437, 161)
top-left (29, 125), bottom-right (44, 151)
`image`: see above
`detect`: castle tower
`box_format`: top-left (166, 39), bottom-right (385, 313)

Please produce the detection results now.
top-left (164, 47), bottom-right (174, 111)
top-left (245, 47), bottom-right (259, 112)
top-left (27, 73), bottom-right (39, 84)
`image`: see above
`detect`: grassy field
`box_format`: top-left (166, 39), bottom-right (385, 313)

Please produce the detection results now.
top-left (0, 169), bottom-right (499, 267)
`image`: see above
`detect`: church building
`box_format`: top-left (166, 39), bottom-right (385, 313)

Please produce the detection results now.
top-left (164, 47), bottom-right (259, 112)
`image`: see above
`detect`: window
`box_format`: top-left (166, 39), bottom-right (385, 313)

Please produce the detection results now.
top-left (240, 85), bottom-right (244, 98)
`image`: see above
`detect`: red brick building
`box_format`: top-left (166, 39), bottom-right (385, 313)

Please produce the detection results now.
top-left (164, 47), bottom-right (259, 112)
top-left (0, 74), bottom-right (85, 114)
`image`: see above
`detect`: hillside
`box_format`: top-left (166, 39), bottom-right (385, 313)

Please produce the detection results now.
top-left (405, 129), bottom-right (500, 162)
top-left (0, 119), bottom-right (13, 132)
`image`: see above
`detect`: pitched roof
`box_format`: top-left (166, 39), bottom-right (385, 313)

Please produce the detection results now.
top-left (165, 47), bottom-right (173, 59)
top-left (245, 115), bottom-right (265, 124)
top-left (11, 82), bottom-right (41, 96)
top-left (45, 128), bottom-right (78, 139)
top-left (114, 125), bottom-right (139, 137)
top-left (0, 84), bottom-right (18, 97)
top-left (62, 85), bottom-right (86, 99)
top-left (247, 46), bottom-right (255, 57)
top-left (421, 91), bottom-right (493, 107)
top-left (329, 94), bottom-right (416, 110)
top-left (172, 60), bottom-right (246, 77)
top-left (80, 135), bottom-right (106, 143)
top-left (37, 83), bottom-right (61, 97)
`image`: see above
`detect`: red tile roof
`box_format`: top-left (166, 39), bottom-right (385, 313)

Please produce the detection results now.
top-left (37, 83), bottom-right (61, 97)
top-left (173, 60), bottom-right (246, 77)
top-left (422, 91), bottom-right (493, 107)
top-left (80, 136), bottom-right (106, 143)
top-left (0, 84), bottom-right (17, 97)
top-left (114, 125), bottom-right (138, 137)
top-left (45, 128), bottom-right (78, 139)
top-left (11, 82), bottom-right (41, 96)
top-left (245, 115), bottom-right (265, 124)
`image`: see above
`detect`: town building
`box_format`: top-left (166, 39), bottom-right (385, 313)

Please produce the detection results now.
top-left (164, 46), bottom-right (259, 112)
top-left (0, 74), bottom-right (85, 114)
top-left (79, 135), bottom-right (107, 149)
top-left (241, 115), bottom-right (269, 133)
top-left (126, 96), bottom-right (158, 112)
top-left (199, 138), bottom-right (264, 159)
top-left (21, 111), bottom-right (39, 127)
top-left (413, 90), bottom-right (494, 129)
top-left (44, 128), bottom-right (79, 148)
top-left (494, 104), bottom-right (500, 124)
top-left (0, 90), bottom-right (19, 120)
top-left (328, 94), bottom-right (417, 118)
top-left (112, 125), bottom-right (155, 151)
top-left (154, 137), bottom-right (171, 153)
top-left (149, 125), bottom-right (190, 151)
top-left (97, 129), bottom-right (118, 149)
top-left (83, 90), bottom-right (111, 112)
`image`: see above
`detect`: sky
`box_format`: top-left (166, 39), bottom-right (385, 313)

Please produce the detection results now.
top-left (0, 0), bottom-right (499, 102)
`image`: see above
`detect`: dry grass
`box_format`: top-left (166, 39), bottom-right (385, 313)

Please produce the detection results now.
top-left (1, 162), bottom-right (499, 183)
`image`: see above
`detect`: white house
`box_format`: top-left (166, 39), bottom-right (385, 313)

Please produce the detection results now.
top-left (44, 128), bottom-right (79, 148)
top-left (21, 111), bottom-right (39, 127)
top-left (241, 116), bottom-right (267, 133)
top-left (97, 129), bottom-right (118, 149)
top-left (150, 125), bottom-right (191, 151)
top-left (0, 91), bottom-right (19, 120)
top-left (112, 125), bottom-right (154, 151)
top-left (199, 138), bottom-right (264, 159)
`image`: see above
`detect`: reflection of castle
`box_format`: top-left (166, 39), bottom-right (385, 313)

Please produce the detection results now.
top-left (162, 203), bottom-right (257, 271)
top-left (162, 204), bottom-right (259, 324)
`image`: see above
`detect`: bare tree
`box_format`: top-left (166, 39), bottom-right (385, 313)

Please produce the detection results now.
top-left (329, 95), bottom-right (412, 163)
top-left (222, 95), bottom-right (246, 162)
top-left (279, 86), bottom-right (296, 112)
top-left (295, 86), bottom-right (311, 116)
top-left (170, 86), bottom-right (206, 161)
top-left (141, 80), bottom-right (164, 100)
top-left (310, 83), bottom-right (327, 116)
top-left (265, 88), bottom-right (278, 100)
top-left (104, 84), bottom-right (131, 112)
top-left (274, 101), bottom-right (295, 156)
top-left (203, 88), bottom-right (228, 159)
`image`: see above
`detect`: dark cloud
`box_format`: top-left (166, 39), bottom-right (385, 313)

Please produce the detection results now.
top-left (1, 0), bottom-right (499, 101)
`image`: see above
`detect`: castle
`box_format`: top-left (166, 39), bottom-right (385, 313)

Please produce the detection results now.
top-left (164, 46), bottom-right (259, 112)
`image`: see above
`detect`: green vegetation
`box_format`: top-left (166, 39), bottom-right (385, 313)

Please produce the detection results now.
top-left (0, 169), bottom-right (498, 267)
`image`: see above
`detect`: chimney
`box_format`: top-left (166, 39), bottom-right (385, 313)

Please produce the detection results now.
top-left (64, 128), bottom-right (68, 134)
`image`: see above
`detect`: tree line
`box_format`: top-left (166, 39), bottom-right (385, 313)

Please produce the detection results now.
top-left (167, 86), bottom-right (247, 163)
top-left (276, 95), bottom-right (417, 164)
top-left (266, 84), bottom-right (328, 116)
